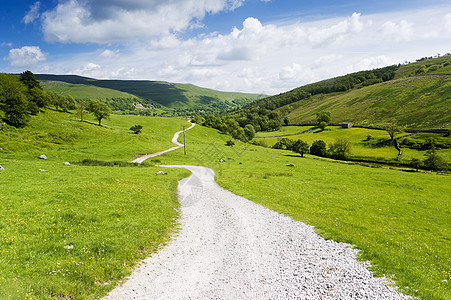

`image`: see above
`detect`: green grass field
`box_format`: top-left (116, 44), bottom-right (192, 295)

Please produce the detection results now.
top-left (255, 126), bottom-right (451, 165)
top-left (36, 75), bottom-right (262, 110)
top-left (41, 81), bottom-right (140, 101)
top-left (1, 112), bottom-right (450, 299)
top-left (280, 75), bottom-right (451, 129)
top-left (0, 111), bottom-right (190, 299)
top-left (157, 124), bottom-right (451, 300)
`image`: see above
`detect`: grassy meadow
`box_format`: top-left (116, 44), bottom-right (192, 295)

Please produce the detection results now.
top-left (40, 81), bottom-right (140, 101)
top-left (1, 111), bottom-right (450, 299)
top-left (157, 124), bottom-right (451, 300)
top-left (0, 111), bottom-right (190, 299)
top-left (255, 125), bottom-right (451, 165)
top-left (277, 76), bottom-right (451, 129)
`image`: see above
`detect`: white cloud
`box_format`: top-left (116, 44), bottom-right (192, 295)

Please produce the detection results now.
top-left (445, 13), bottom-right (451, 32)
top-left (6, 46), bottom-right (46, 67)
top-left (307, 13), bottom-right (367, 47)
top-left (99, 49), bottom-right (119, 59)
top-left (380, 20), bottom-right (414, 41)
top-left (38, 5), bottom-right (451, 94)
top-left (41, 0), bottom-right (245, 43)
top-left (23, 1), bottom-right (41, 24)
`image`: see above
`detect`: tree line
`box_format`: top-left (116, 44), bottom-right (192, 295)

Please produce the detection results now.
top-left (0, 71), bottom-right (112, 127)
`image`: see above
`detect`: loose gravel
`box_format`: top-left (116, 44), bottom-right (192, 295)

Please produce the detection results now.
top-left (104, 165), bottom-right (409, 300)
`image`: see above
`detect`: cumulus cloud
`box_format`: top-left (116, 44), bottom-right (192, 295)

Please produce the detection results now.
top-left (35, 5), bottom-right (451, 94)
top-left (445, 13), bottom-right (451, 32)
top-left (99, 49), bottom-right (119, 59)
top-left (6, 46), bottom-right (46, 67)
top-left (380, 20), bottom-right (414, 41)
top-left (23, 1), bottom-right (41, 24)
top-left (41, 0), bottom-right (245, 43)
top-left (307, 13), bottom-right (367, 47)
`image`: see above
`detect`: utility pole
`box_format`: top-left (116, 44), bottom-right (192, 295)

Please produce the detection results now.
top-left (183, 126), bottom-right (187, 155)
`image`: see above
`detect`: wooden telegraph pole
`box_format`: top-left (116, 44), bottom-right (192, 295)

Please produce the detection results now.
top-left (183, 126), bottom-right (187, 155)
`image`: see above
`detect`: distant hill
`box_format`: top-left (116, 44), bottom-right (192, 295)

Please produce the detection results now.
top-left (237, 55), bottom-right (451, 129)
top-left (36, 74), bottom-right (263, 111)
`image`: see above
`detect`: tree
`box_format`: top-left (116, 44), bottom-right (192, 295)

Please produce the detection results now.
top-left (318, 121), bottom-right (327, 131)
top-left (316, 111), bottom-right (331, 124)
top-left (410, 158), bottom-right (422, 172)
top-left (3, 92), bottom-right (29, 127)
top-left (28, 87), bottom-right (49, 109)
top-left (328, 138), bottom-right (351, 160)
top-left (130, 124), bottom-right (143, 134)
top-left (244, 124), bottom-right (255, 141)
top-left (77, 99), bottom-right (88, 122)
top-left (386, 123), bottom-right (401, 141)
top-left (273, 138), bottom-right (295, 150)
top-left (86, 100), bottom-right (111, 126)
top-left (19, 70), bottom-right (42, 90)
top-left (62, 94), bottom-right (76, 112)
top-left (0, 73), bottom-right (30, 127)
top-left (283, 117), bottom-right (289, 125)
top-left (191, 115), bottom-right (205, 125)
top-left (310, 140), bottom-right (327, 157)
top-left (423, 143), bottom-right (446, 171)
top-left (291, 139), bottom-right (309, 157)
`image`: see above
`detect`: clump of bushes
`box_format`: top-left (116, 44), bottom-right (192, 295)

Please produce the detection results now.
top-left (72, 159), bottom-right (150, 167)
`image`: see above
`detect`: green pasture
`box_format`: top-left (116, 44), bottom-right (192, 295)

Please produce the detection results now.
top-left (0, 111), bottom-right (190, 299)
top-left (0, 110), bottom-right (188, 161)
top-left (255, 126), bottom-right (451, 165)
top-left (280, 75), bottom-right (451, 129)
top-left (1, 111), bottom-right (450, 299)
top-left (41, 81), bottom-right (140, 101)
top-left (158, 124), bottom-right (451, 300)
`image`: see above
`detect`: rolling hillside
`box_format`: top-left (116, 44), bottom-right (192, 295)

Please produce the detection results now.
top-left (242, 55), bottom-right (451, 129)
top-left (280, 74), bottom-right (450, 128)
top-left (36, 74), bottom-right (263, 111)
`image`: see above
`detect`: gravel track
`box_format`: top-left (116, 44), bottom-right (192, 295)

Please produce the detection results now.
top-left (104, 165), bottom-right (408, 300)
top-left (131, 122), bottom-right (195, 164)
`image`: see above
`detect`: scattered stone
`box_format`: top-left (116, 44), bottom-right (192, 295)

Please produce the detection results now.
top-left (39, 155), bottom-right (47, 160)
top-left (219, 159), bottom-right (225, 162)
top-left (64, 244), bottom-right (74, 250)
top-left (64, 162), bottom-right (71, 166)
top-left (0, 165), bottom-right (4, 170)
top-left (39, 169), bottom-right (46, 172)
top-left (156, 171), bottom-right (165, 175)
top-left (286, 163), bottom-right (296, 167)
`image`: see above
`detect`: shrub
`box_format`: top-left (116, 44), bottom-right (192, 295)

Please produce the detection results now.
top-left (130, 124), bottom-right (143, 134)
top-left (226, 140), bottom-right (235, 146)
top-left (310, 140), bottom-right (327, 157)
top-left (410, 158), bottom-right (423, 172)
top-left (328, 139), bottom-right (351, 160)
top-left (291, 139), bottom-right (309, 157)
top-left (423, 148), bottom-right (446, 171)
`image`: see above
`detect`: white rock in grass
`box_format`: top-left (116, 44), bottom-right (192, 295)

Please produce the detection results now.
top-left (0, 165), bottom-right (4, 170)
top-left (39, 169), bottom-right (46, 172)
top-left (156, 171), bottom-right (165, 175)
top-left (39, 155), bottom-right (47, 160)
top-left (64, 244), bottom-right (74, 250)
top-left (64, 162), bottom-right (71, 166)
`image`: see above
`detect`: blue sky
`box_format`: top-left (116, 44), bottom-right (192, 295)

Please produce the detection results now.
top-left (1, 0), bottom-right (451, 94)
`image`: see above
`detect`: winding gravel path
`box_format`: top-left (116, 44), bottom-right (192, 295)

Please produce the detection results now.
top-left (105, 164), bottom-right (408, 299)
top-left (131, 122), bottom-right (196, 164)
